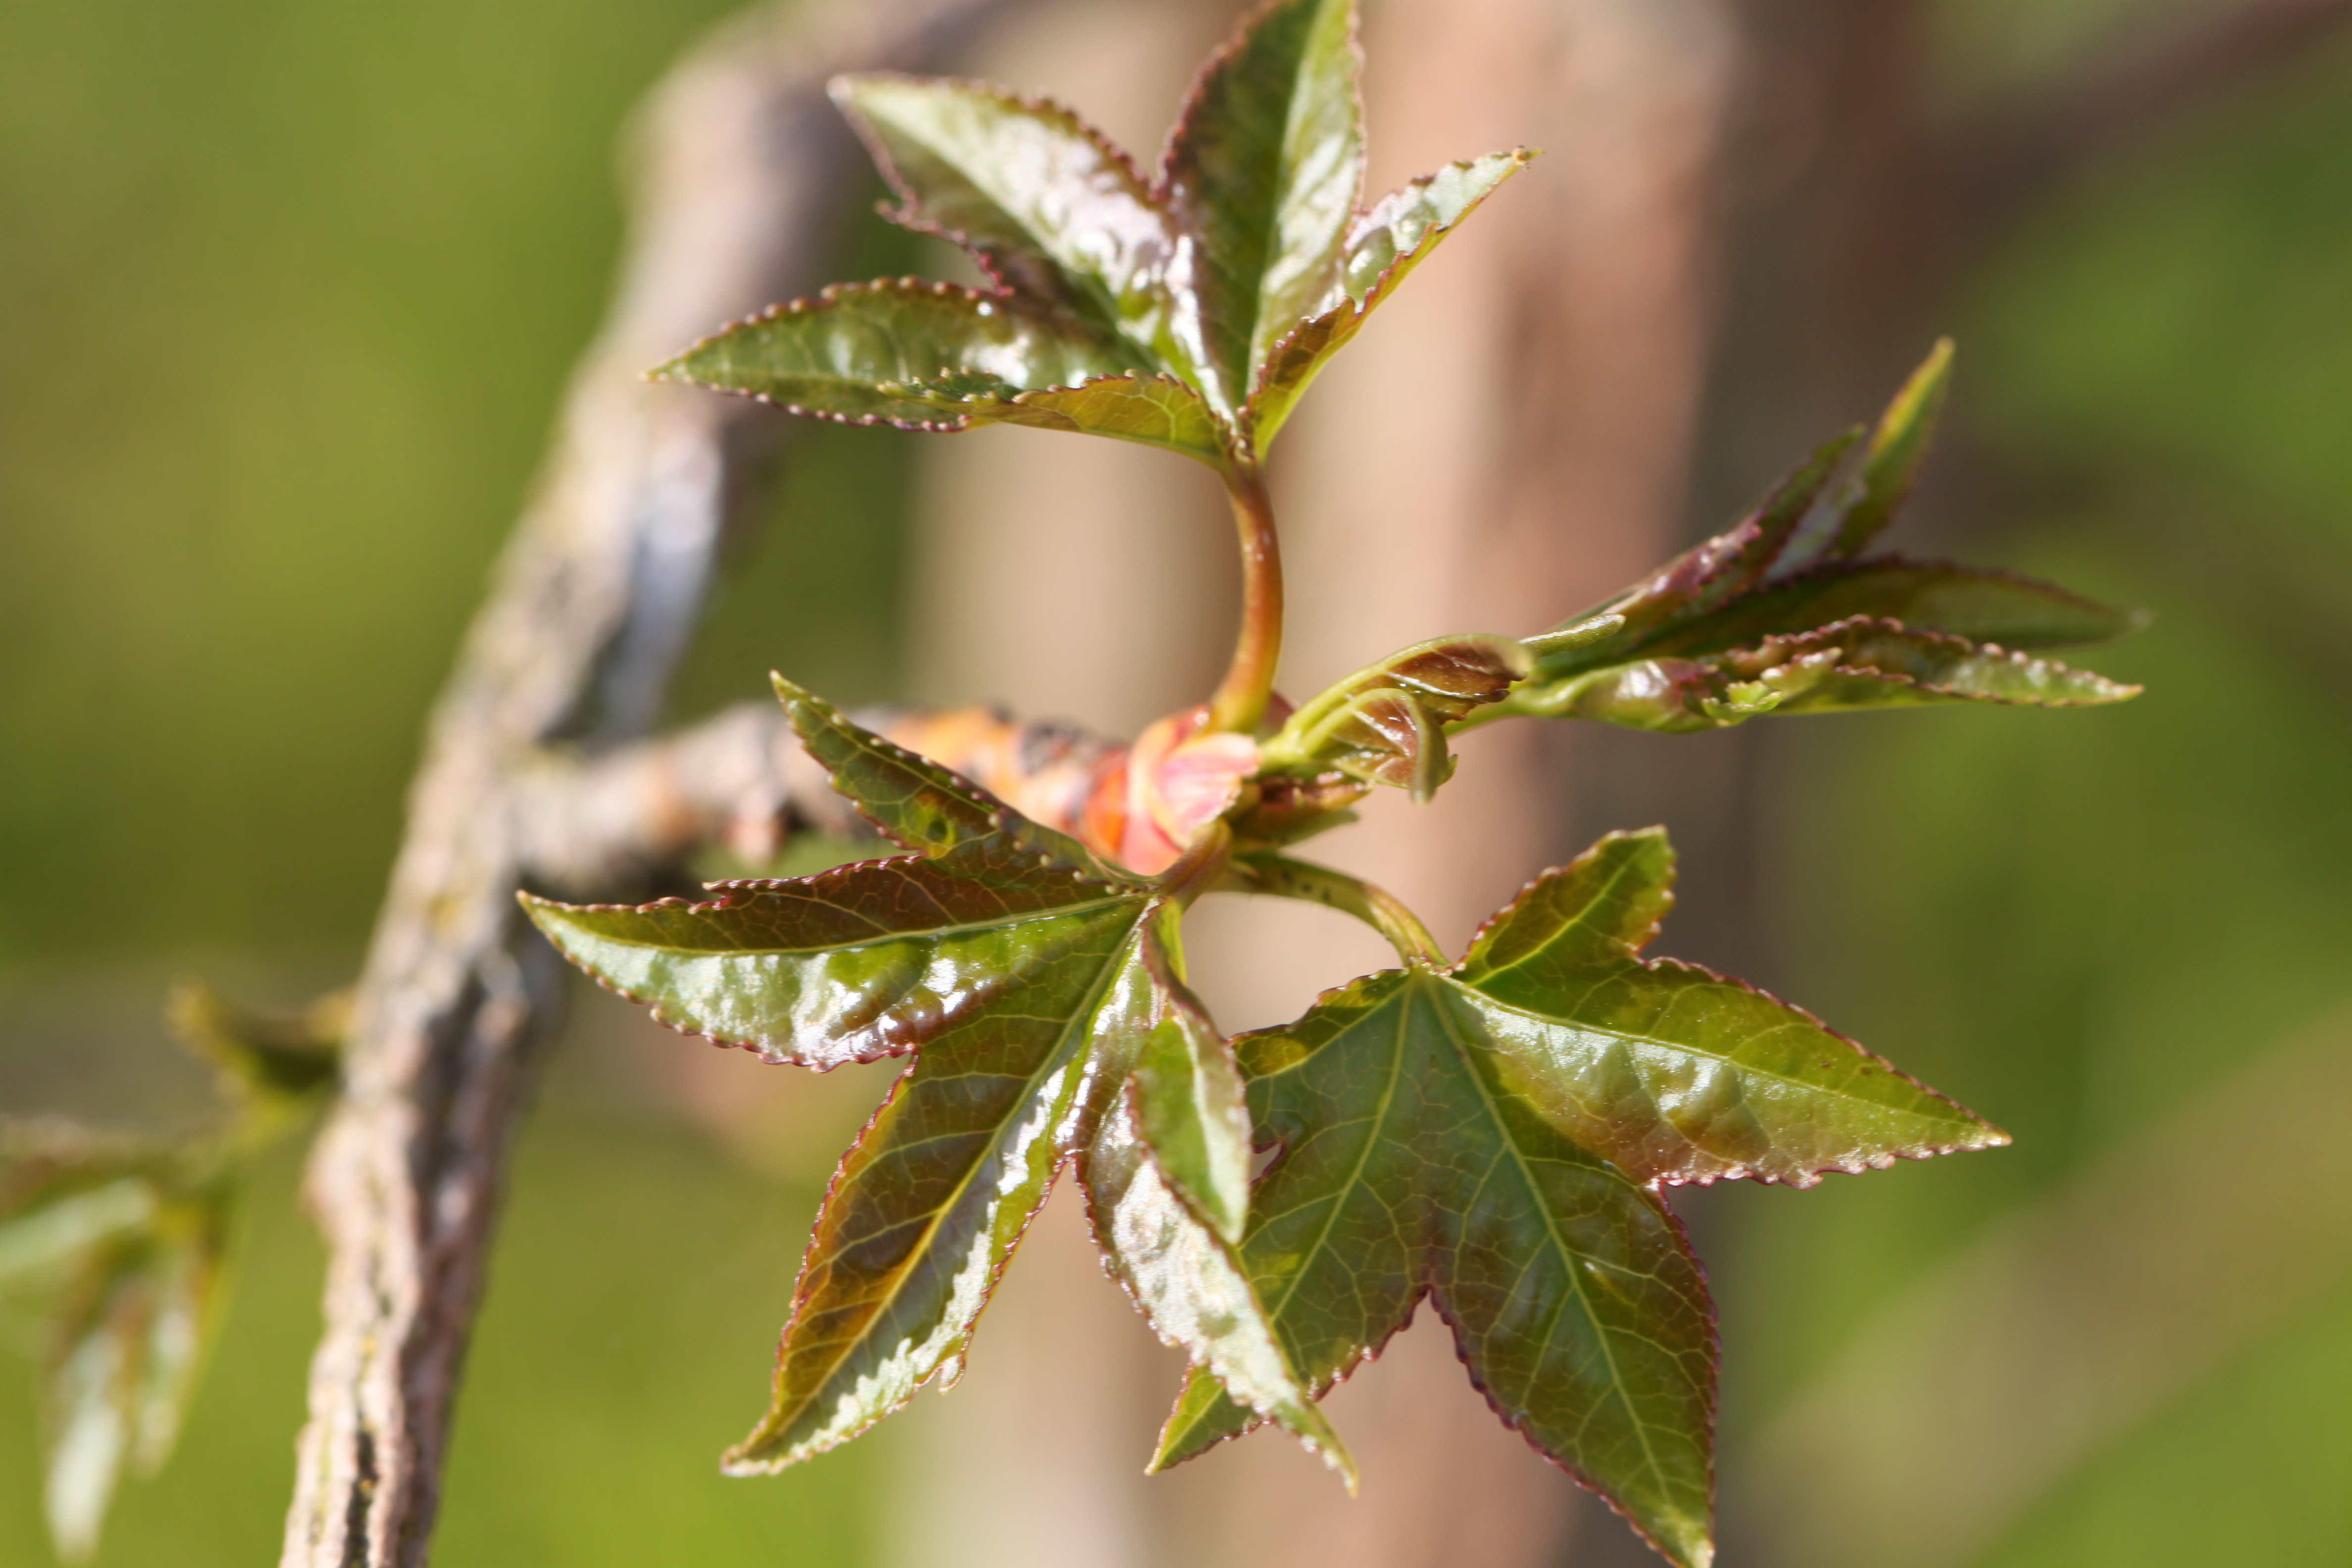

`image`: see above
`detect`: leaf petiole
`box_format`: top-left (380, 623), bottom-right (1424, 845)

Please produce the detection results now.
top-left (1223, 853), bottom-right (1446, 967)
top-left (1205, 460), bottom-right (1284, 736)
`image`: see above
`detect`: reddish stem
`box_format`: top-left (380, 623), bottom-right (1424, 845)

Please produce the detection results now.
top-left (1206, 459), bottom-right (1283, 735)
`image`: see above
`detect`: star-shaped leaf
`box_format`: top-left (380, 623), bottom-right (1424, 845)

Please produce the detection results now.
top-left (521, 679), bottom-right (1345, 1478)
top-left (657, 0), bottom-right (1529, 464)
top-left (1492, 343), bottom-right (2144, 733)
top-left (1153, 829), bottom-right (2003, 1567)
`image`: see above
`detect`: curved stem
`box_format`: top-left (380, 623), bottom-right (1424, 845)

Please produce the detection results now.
top-left (1225, 853), bottom-right (1446, 968)
top-left (1206, 460), bottom-right (1283, 735)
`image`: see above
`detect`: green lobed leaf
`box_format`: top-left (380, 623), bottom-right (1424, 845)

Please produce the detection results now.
top-left (1155, 829), bottom-right (2006, 1565)
top-left (653, 281), bottom-right (1138, 431)
top-left (1155, 964), bottom-right (1718, 1566)
top-left (885, 372), bottom-right (1224, 462)
top-left (833, 75), bottom-right (1176, 351)
top-left (1451, 830), bottom-right (2005, 1186)
top-left (526, 684), bottom-right (1327, 1472)
top-left (1248, 148), bottom-right (1534, 448)
top-left (1258, 632), bottom-right (1530, 806)
top-left (1162, 0), bottom-right (1363, 415)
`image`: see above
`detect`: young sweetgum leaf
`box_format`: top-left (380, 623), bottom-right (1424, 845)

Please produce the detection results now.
top-left (1496, 343), bottom-right (2143, 743)
top-left (653, 280), bottom-right (1139, 432)
top-left (1248, 148), bottom-right (1533, 448)
top-left (1162, 0), bottom-right (1362, 414)
top-left (1, 1124), bottom-right (230, 1564)
top-left (833, 75), bottom-right (1176, 344)
top-left (669, 1), bottom-right (1527, 461)
top-left (1156, 829), bottom-right (2004, 1567)
top-left (1513, 617), bottom-right (2140, 733)
top-left (521, 682), bottom-right (1336, 1476)
top-left (1255, 633), bottom-right (1530, 813)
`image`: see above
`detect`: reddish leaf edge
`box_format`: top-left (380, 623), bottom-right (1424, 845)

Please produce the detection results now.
top-left (717, 1056), bottom-right (1067, 1474)
top-left (514, 858), bottom-right (937, 1072)
top-left (1458, 831), bottom-right (2010, 1187)
top-left (1153, 0), bottom-right (1366, 196)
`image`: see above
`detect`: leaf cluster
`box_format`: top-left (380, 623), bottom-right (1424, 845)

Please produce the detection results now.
top-left (0, 987), bottom-right (341, 1561)
top-left (518, 4), bottom-right (2147, 1564)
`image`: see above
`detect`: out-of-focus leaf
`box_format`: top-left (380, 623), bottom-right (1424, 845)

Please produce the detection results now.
top-left (41, 1195), bottom-right (225, 1563)
top-left (1156, 829), bottom-right (2004, 1566)
top-left (1511, 617), bottom-right (2140, 733)
top-left (1258, 633), bottom-right (1529, 806)
top-left (833, 75), bottom-right (1175, 344)
top-left (524, 682), bottom-right (1327, 1474)
top-left (888, 372), bottom-right (1223, 462)
top-left (653, 281), bottom-right (1137, 429)
top-left (167, 983), bottom-right (343, 1114)
top-left (2, 1124), bottom-right (232, 1563)
top-left (1804, 337), bottom-right (1954, 565)
top-left (1249, 149), bottom-right (1534, 447)
top-left (1162, 0), bottom-right (1362, 414)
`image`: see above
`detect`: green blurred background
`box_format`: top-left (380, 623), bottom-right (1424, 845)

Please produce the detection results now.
top-left (2, 0), bottom-right (2348, 1564)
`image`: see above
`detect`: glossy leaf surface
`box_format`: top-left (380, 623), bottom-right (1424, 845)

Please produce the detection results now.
top-left (891, 373), bottom-right (1224, 461)
top-left (653, 281), bottom-right (1135, 431)
top-left (1162, 0), bottom-right (1361, 412)
top-left (1249, 149), bottom-right (1533, 446)
top-left (833, 75), bottom-right (1175, 342)
top-left (1515, 617), bottom-right (2139, 733)
top-left (1156, 963), bottom-right (1717, 1565)
top-left (668, 0), bottom-right (1525, 460)
top-left (523, 681), bottom-right (1329, 1475)
top-left (1156, 829), bottom-right (2004, 1566)
top-left (1259, 632), bottom-right (1529, 806)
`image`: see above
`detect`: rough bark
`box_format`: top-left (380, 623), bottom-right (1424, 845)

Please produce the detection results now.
top-left (277, 4), bottom-right (1013, 1563)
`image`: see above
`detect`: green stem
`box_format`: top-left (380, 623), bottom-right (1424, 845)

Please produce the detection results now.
top-left (1206, 460), bottom-right (1283, 735)
top-left (1226, 854), bottom-right (1446, 968)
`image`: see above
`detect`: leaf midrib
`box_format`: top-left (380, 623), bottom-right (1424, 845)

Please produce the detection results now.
top-left (766, 907), bottom-right (1155, 1452)
top-left (1449, 976), bottom-right (1967, 1130)
top-left (622, 888), bottom-right (1145, 960)
top-left (1425, 978), bottom-right (1679, 1517)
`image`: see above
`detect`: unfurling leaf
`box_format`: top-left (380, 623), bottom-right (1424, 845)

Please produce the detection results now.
top-left (1493, 343), bottom-right (2142, 742)
top-left (1257, 633), bottom-right (1530, 812)
top-left (664, 0), bottom-right (1526, 464)
top-left (1515, 617), bottom-right (2139, 733)
top-left (1155, 829), bottom-right (2002, 1567)
top-left (0, 1123), bottom-right (231, 1563)
top-left (521, 681), bottom-right (1339, 1478)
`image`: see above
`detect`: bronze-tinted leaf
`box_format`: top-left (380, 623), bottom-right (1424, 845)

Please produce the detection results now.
top-left (1154, 965), bottom-right (1717, 1567)
top-left (887, 372), bottom-right (1225, 462)
top-left (833, 74), bottom-right (1175, 347)
top-left (1250, 148), bottom-right (1534, 447)
top-left (654, 280), bottom-right (1138, 429)
top-left (1161, 0), bottom-right (1363, 414)
top-left (1260, 632), bottom-right (1530, 805)
top-left (1648, 557), bottom-right (2143, 656)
